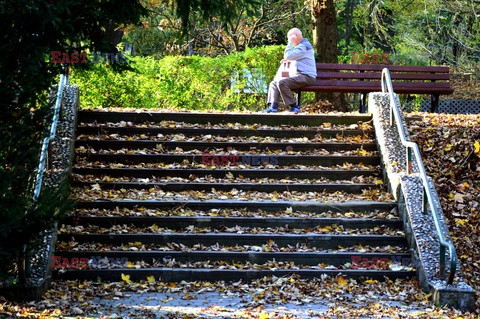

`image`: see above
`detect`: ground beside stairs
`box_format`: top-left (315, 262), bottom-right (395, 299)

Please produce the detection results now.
top-left (0, 110), bottom-right (477, 318)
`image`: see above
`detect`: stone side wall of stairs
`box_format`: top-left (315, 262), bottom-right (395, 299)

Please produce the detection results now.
top-left (0, 84), bottom-right (79, 300)
top-left (369, 92), bottom-right (475, 311)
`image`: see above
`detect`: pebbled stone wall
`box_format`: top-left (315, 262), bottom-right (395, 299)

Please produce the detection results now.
top-left (369, 92), bottom-right (475, 311)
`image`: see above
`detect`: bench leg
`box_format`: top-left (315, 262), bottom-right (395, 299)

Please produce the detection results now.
top-left (359, 93), bottom-right (367, 113)
top-left (430, 94), bottom-right (439, 113)
top-left (296, 90), bottom-right (302, 107)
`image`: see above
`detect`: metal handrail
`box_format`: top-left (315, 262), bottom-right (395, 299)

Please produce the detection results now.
top-left (381, 68), bottom-right (456, 284)
top-left (33, 69), bottom-right (70, 202)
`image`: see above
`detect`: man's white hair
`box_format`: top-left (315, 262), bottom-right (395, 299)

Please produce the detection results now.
top-left (288, 28), bottom-right (302, 37)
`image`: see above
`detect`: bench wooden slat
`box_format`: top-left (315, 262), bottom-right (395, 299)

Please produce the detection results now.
top-left (296, 63), bottom-right (453, 113)
top-left (309, 80), bottom-right (451, 89)
top-left (317, 72), bottom-right (450, 81)
top-left (301, 86), bottom-right (454, 94)
top-left (302, 81), bottom-right (453, 94)
top-left (315, 63), bottom-right (450, 73)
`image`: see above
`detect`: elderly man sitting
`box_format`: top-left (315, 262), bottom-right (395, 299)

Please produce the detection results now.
top-left (263, 28), bottom-right (317, 114)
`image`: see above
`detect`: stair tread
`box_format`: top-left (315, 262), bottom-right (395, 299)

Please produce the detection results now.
top-left (75, 140), bottom-right (377, 147)
top-left (76, 126), bottom-right (375, 139)
top-left (72, 181), bottom-right (380, 194)
top-left (78, 110), bottom-right (373, 126)
top-left (54, 267), bottom-right (415, 281)
top-left (65, 216), bottom-right (401, 223)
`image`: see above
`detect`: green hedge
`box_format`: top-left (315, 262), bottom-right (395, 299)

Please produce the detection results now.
top-left (71, 46), bottom-right (317, 111)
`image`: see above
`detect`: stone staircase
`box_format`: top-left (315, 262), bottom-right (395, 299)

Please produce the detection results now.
top-left (53, 111), bottom-right (415, 282)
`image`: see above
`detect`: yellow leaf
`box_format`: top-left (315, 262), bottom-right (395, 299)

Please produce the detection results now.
top-left (271, 196), bottom-right (277, 202)
top-left (455, 218), bottom-right (468, 226)
top-left (444, 144), bottom-right (453, 151)
top-left (474, 140), bottom-right (480, 155)
top-left (391, 161), bottom-right (397, 166)
top-left (364, 279), bottom-right (378, 284)
top-left (336, 275), bottom-right (348, 287)
top-left (259, 314), bottom-right (270, 319)
top-left (423, 292), bottom-right (432, 301)
top-left (147, 276), bottom-right (155, 283)
top-left (121, 273), bottom-right (131, 284)
top-left (127, 261), bottom-right (135, 268)
top-left (358, 149), bottom-right (369, 156)
top-left (448, 193), bottom-right (455, 201)
top-left (463, 182), bottom-right (470, 188)
top-left (374, 179), bottom-right (384, 185)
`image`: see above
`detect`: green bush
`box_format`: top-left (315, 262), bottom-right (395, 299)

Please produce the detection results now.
top-left (71, 46), bottom-right (312, 111)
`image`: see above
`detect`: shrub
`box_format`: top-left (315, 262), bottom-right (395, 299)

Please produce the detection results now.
top-left (71, 46), bottom-right (318, 111)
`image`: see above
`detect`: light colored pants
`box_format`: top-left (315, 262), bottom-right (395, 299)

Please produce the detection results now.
top-left (267, 74), bottom-right (316, 106)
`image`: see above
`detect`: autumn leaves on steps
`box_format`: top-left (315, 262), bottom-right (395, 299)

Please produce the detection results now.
top-left (54, 111), bottom-right (415, 282)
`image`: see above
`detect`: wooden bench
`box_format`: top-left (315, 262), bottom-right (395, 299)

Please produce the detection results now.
top-left (296, 63), bottom-right (454, 113)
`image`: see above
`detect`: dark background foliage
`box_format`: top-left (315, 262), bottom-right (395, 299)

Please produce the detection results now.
top-left (0, 0), bottom-right (147, 280)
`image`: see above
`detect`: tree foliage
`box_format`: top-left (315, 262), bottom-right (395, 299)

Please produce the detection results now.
top-left (0, 0), bottom-right (146, 281)
top-left (126, 0), bottom-right (311, 56)
top-left (164, 0), bottom-right (260, 30)
top-left (335, 0), bottom-right (480, 72)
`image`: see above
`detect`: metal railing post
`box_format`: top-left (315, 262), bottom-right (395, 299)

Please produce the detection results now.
top-left (440, 245), bottom-right (446, 279)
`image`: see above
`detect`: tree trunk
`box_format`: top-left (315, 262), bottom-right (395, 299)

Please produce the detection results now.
top-left (312, 0), bottom-right (338, 63)
top-left (365, 0), bottom-right (375, 50)
top-left (311, 0), bottom-right (347, 111)
top-left (344, 0), bottom-right (356, 53)
top-left (100, 24), bottom-right (124, 49)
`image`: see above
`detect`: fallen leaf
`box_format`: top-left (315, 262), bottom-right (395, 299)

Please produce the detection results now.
top-left (121, 273), bottom-right (131, 284)
top-left (147, 276), bottom-right (155, 283)
top-left (336, 275), bottom-right (348, 287)
top-left (454, 193), bottom-right (464, 203)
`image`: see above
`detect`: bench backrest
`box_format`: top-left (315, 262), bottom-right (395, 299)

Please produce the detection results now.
top-left (316, 63), bottom-right (449, 80)
top-left (309, 63), bottom-right (452, 94)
